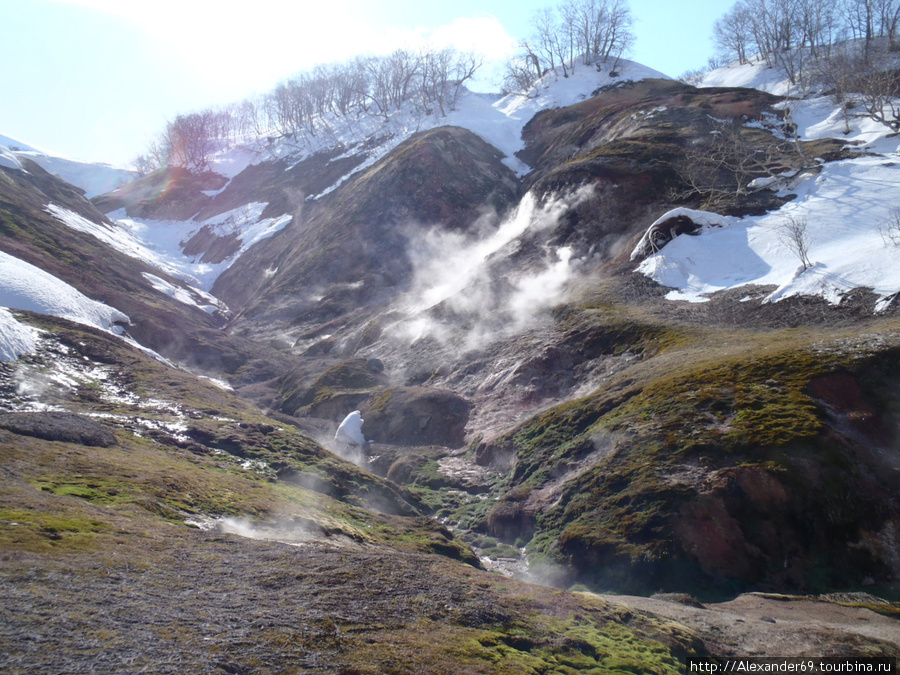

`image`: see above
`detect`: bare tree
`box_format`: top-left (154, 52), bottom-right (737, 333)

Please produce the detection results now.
top-left (131, 153), bottom-right (157, 177)
top-left (877, 0), bottom-right (900, 49)
top-left (714, 3), bottom-right (754, 64)
top-left (531, 7), bottom-right (564, 77)
top-left (812, 44), bottom-right (862, 133)
top-left (778, 214), bottom-right (813, 269)
top-left (164, 112), bottom-right (215, 170)
top-left (840, 0), bottom-right (877, 45)
top-left (857, 53), bottom-right (900, 130)
top-left (503, 41), bottom-right (544, 95)
top-left (448, 51), bottom-right (483, 111)
top-left (879, 205), bottom-right (900, 245)
top-left (677, 117), bottom-right (810, 202)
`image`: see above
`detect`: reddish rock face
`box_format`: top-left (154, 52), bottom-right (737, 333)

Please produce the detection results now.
top-left (93, 166), bottom-right (228, 220)
top-left (806, 370), bottom-right (885, 439)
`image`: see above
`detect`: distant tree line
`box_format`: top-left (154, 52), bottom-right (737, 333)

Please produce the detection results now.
top-left (134, 47), bottom-right (482, 174)
top-left (713, 0), bottom-right (900, 82)
top-left (503, 0), bottom-right (635, 95)
top-left (712, 0), bottom-right (900, 133)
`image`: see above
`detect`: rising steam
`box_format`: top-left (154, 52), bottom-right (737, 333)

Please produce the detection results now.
top-left (396, 186), bottom-right (594, 349)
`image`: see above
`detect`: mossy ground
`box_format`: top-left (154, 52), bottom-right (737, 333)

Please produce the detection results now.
top-left (0, 535), bottom-right (704, 673)
top-left (474, 287), bottom-right (900, 595)
top-left (0, 316), bottom-right (709, 671)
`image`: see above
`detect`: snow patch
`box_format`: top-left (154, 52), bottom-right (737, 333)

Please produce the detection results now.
top-left (334, 410), bottom-right (368, 446)
top-left (632, 57), bottom-right (900, 310)
top-left (0, 145), bottom-right (24, 171)
top-left (0, 249), bottom-right (129, 331)
top-left (48, 201), bottom-right (290, 293)
top-left (631, 207), bottom-right (731, 261)
top-left (142, 273), bottom-right (228, 315)
top-left (0, 308), bottom-right (38, 362)
top-left (637, 158), bottom-right (900, 309)
top-left (0, 133), bottom-right (135, 197)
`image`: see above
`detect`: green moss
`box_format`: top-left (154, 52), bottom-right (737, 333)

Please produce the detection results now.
top-left (366, 388), bottom-right (394, 415)
top-left (445, 613), bottom-right (688, 674)
top-left (476, 317), bottom-right (900, 593)
top-left (482, 543), bottom-right (521, 559)
top-left (279, 358), bottom-right (385, 414)
top-left (34, 479), bottom-right (131, 506)
top-left (0, 508), bottom-right (109, 551)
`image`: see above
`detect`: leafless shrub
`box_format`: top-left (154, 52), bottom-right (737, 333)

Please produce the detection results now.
top-left (777, 214), bottom-right (813, 270)
top-left (675, 118), bottom-right (807, 203)
top-left (879, 205), bottom-right (900, 245)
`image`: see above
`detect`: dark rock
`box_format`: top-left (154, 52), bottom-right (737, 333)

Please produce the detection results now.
top-left (279, 358), bottom-right (389, 418)
top-left (213, 126), bottom-right (520, 340)
top-left (650, 592), bottom-right (705, 609)
top-left (361, 386), bottom-right (471, 448)
top-left (486, 497), bottom-right (536, 543)
top-left (0, 412), bottom-right (116, 447)
top-left (92, 166), bottom-right (227, 220)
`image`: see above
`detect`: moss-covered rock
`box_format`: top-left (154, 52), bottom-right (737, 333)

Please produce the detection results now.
top-left (362, 386), bottom-right (471, 448)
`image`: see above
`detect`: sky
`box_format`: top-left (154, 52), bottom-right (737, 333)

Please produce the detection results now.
top-left (0, 0), bottom-right (726, 167)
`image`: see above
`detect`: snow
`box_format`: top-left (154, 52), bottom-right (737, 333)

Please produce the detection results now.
top-left (638, 157), bottom-right (900, 308)
top-left (0, 145), bottom-right (24, 171)
top-left (0, 308), bottom-right (38, 362)
top-left (471, 59), bottom-right (670, 172)
top-left (142, 273), bottom-right (227, 314)
top-left (0, 133), bottom-right (135, 197)
top-left (198, 58), bottom-right (669, 199)
top-left (695, 59), bottom-right (794, 95)
top-left (334, 410), bottom-right (368, 446)
top-left (47, 202), bottom-right (289, 293)
top-left (0, 133), bottom-right (45, 154)
top-left (635, 59), bottom-right (900, 310)
top-left (0, 250), bottom-right (130, 330)
top-left (0, 249), bottom-right (132, 362)
top-left (10, 50), bottom-right (899, 324)
top-left (630, 207), bottom-right (728, 261)
top-left (17, 58), bottom-right (668, 330)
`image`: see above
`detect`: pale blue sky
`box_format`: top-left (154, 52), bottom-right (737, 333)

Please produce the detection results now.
top-left (0, 0), bottom-right (726, 166)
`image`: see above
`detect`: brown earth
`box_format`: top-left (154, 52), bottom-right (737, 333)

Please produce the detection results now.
top-left (604, 592), bottom-right (900, 658)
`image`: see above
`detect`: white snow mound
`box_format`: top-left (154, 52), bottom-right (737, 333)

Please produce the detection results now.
top-left (0, 249), bottom-right (130, 361)
top-left (0, 308), bottom-right (38, 362)
top-left (334, 411), bottom-right (368, 446)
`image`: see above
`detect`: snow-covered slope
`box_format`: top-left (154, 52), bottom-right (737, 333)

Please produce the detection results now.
top-left (86, 59), bottom-right (667, 296)
top-left (0, 133), bottom-right (136, 198)
top-left (437, 59), bottom-right (669, 175)
top-left (0, 249), bottom-right (130, 362)
top-left (205, 58), bottom-right (669, 183)
top-left (46, 201), bottom-right (288, 293)
top-left (634, 59), bottom-right (900, 311)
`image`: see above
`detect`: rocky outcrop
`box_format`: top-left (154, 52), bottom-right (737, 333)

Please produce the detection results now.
top-left (0, 159), bottom-right (297, 381)
top-left (0, 412), bottom-right (116, 447)
top-left (473, 334), bottom-right (900, 595)
top-left (92, 166), bottom-right (227, 220)
top-left (361, 386), bottom-right (471, 448)
top-left (279, 358), bottom-right (389, 419)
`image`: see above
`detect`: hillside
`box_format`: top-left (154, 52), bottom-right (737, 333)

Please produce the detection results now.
top-left (0, 133), bottom-right (136, 198)
top-left (2, 52), bottom-right (900, 669)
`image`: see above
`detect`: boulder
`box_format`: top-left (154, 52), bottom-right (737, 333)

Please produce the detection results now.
top-left (0, 412), bottom-right (116, 447)
top-left (361, 386), bottom-right (470, 448)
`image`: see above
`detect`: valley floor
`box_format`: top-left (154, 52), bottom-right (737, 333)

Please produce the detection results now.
top-left (2, 531), bottom-right (897, 674)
